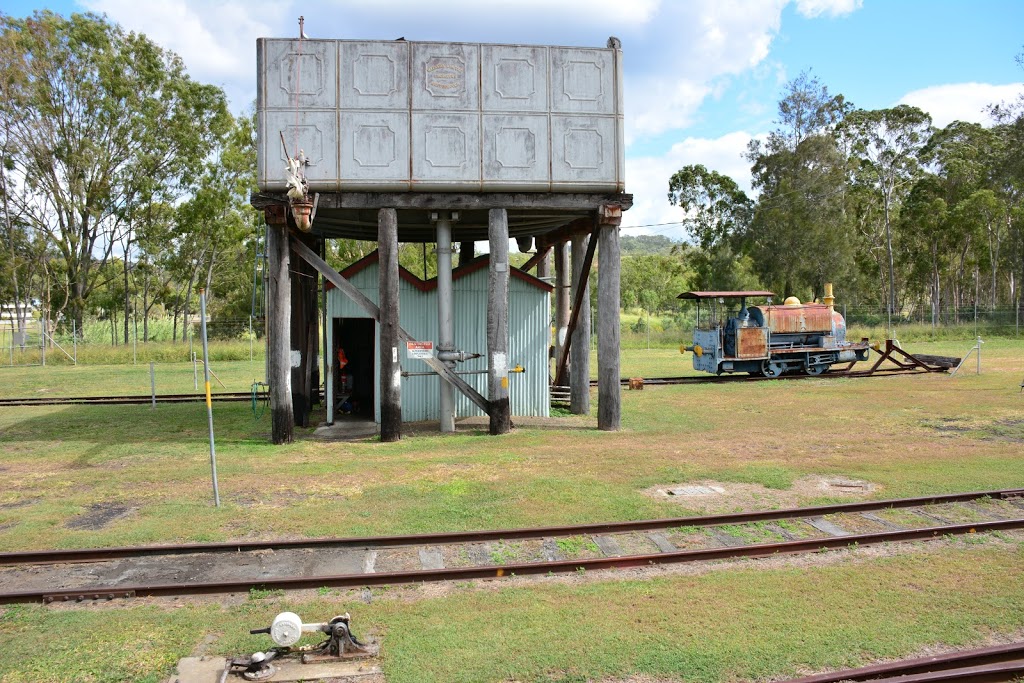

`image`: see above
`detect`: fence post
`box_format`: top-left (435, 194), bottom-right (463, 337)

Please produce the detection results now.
top-left (40, 318), bottom-right (45, 367)
top-left (150, 361), bottom-right (156, 409)
top-left (72, 320), bottom-right (77, 366)
top-left (193, 352), bottom-right (198, 391)
top-left (199, 289), bottom-right (221, 507)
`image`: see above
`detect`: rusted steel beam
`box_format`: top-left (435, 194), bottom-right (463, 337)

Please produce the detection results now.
top-left (5, 516), bottom-right (1022, 605)
top-left (779, 642), bottom-right (1024, 683)
top-left (3, 488), bottom-right (1020, 568)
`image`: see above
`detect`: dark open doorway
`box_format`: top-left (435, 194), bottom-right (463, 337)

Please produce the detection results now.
top-left (333, 317), bottom-right (375, 418)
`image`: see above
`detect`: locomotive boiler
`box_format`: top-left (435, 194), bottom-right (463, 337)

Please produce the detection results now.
top-left (679, 285), bottom-right (870, 377)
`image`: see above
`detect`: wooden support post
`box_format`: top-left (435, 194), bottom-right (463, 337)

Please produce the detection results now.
top-left (536, 247), bottom-right (551, 280)
top-left (458, 241), bottom-right (475, 267)
top-left (266, 219), bottom-right (294, 444)
top-left (554, 225), bottom-right (598, 388)
top-left (597, 205), bottom-right (623, 431)
top-left (553, 241), bottom-right (569, 384)
top-left (570, 232), bottom-right (591, 415)
top-left (378, 208), bottom-right (401, 442)
top-left (488, 208), bottom-right (511, 435)
top-left (289, 233), bottom-right (319, 427)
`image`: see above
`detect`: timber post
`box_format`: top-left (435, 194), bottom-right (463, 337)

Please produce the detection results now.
top-left (554, 241), bottom-right (570, 384)
top-left (265, 207), bottom-right (294, 444)
top-left (378, 208), bottom-right (401, 442)
top-left (290, 232), bottom-right (320, 427)
top-left (597, 204), bottom-right (623, 431)
top-left (459, 241), bottom-right (475, 267)
top-left (487, 208), bottom-right (511, 435)
top-left (570, 231), bottom-right (592, 415)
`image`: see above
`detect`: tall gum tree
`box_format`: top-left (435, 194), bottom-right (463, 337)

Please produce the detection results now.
top-left (0, 11), bottom-right (229, 335)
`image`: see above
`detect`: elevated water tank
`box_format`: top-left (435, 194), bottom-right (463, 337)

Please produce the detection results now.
top-left (256, 38), bottom-right (624, 193)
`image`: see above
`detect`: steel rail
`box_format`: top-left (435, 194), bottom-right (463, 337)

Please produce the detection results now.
top-left (3, 516), bottom-right (1021, 605)
top-left (866, 661), bottom-right (1024, 683)
top-left (781, 642), bottom-right (1024, 683)
top-left (0, 392), bottom-right (255, 407)
top-left (3, 489), bottom-right (1021, 567)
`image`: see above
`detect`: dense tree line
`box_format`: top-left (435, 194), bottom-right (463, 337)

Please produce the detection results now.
top-left (666, 69), bottom-right (1024, 327)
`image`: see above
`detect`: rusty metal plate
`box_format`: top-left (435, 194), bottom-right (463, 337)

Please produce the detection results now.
top-left (758, 304), bottom-right (833, 335)
top-left (736, 327), bottom-right (768, 359)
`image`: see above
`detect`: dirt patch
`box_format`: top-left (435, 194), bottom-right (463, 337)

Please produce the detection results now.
top-left (641, 475), bottom-right (879, 513)
top-left (65, 503), bottom-right (134, 530)
top-left (0, 497), bottom-right (38, 510)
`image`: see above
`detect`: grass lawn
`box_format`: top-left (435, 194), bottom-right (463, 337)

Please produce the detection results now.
top-left (0, 337), bottom-right (1022, 681)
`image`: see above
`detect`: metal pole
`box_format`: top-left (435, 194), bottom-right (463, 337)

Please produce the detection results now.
top-left (977, 336), bottom-right (982, 375)
top-left (193, 353), bottom-right (199, 391)
top-left (199, 289), bottom-right (221, 507)
top-left (435, 213), bottom-right (455, 433)
top-left (150, 361), bottom-right (156, 409)
top-left (249, 315), bottom-right (254, 363)
top-left (133, 309), bottom-right (138, 365)
top-left (40, 317), bottom-right (45, 366)
top-left (72, 319), bottom-right (77, 365)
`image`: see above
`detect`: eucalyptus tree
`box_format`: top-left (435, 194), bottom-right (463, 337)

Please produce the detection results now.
top-left (0, 11), bottom-right (229, 335)
top-left (842, 105), bottom-right (933, 323)
top-left (745, 73), bottom-right (854, 300)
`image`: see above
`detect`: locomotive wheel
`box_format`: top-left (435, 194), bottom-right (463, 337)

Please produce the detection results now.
top-left (761, 360), bottom-right (784, 378)
top-left (806, 363), bottom-right (830, 376)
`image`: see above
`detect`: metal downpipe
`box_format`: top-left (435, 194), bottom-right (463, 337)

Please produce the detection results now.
top-left (436, 215), bottom-right (455, 432)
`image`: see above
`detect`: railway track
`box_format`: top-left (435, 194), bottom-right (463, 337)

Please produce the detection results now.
top-left (2, 488), bottom-right (1022, 605)
top-left (0, 391), bottom-right (257, 407)
top-left (779, 641), bottom-right (1024, 683)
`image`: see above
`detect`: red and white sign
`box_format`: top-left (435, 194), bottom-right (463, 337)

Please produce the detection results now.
top-left (406, 341), bottom-right (434, 359)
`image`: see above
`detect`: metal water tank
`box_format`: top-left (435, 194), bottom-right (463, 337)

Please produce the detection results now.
top-left (256, 38), bottom-right (625, 193)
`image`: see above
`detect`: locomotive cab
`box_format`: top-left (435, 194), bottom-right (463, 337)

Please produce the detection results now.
top-left (678, 287), bottom-right (870, 377)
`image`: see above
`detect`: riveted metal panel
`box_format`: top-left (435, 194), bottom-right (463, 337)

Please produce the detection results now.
top-left (261, 110), bottom-right (340, 190)
top-left (550, 47), bottom-right (614, 114)
top-left (257, 38), bottom-right (623, 192)
top-left (481, 114), bottom-right (550, 191)
top-left (339, 111), bottom-right (410, 188)
top-left (411, 42), bottom-right (480, 111)
top-left (551, 115), bottom-right (617, 188)
top-left (736, 327), bottom-right (769, 359)
top-left (411, 113), bottom-right (481, 189)
top-left (481, 45), bottom-right (548, 112)
top-left (261, 39), bottom-right (338, 110)
top-left (339, 41), bottom-right (409, 110)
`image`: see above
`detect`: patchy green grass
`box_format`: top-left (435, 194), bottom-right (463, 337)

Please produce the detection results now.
top-left (1, 544), bottom-right (1022, 682)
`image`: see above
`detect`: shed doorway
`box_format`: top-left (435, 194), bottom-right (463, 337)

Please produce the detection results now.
top-left (334, 317), bottom-right (375, 419)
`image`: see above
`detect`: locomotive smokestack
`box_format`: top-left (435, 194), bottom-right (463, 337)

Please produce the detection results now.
top-left (824, 283), bottom-right (835, 312)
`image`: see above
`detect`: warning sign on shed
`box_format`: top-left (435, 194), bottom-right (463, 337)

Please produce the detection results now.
top-left (406, 341), bottom-right (434, 359)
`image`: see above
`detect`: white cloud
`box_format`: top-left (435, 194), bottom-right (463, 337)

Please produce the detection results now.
top-left (83, 0), bottom-right (288, 104)
top-left (793, 0), bottom-right (863, 18)
top-left (624, 131), bottom-right (758, 239)
top-left (898, 82), bottom-right (1024, 128)
top-left (337, 0), bottom-right (663, 25)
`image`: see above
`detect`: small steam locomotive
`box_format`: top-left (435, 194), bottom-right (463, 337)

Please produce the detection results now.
top-left (679, 285), bottom-right (869, 377)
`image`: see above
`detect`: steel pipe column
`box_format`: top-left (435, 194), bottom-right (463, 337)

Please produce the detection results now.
top-left (434, 213), bottom-right (456, 433)
top-left (378, 208), bottom-right (401, 442)
top-left (266, 221), bottom-right (294, 444)
top-left (570, 233), bottom-right (591, 414)
top-left (597, 206), bottom-right (623, 430)
top-left (553, 241), bottom-right (570, 384)
top-left (487, 208), bottom-right (511, 435)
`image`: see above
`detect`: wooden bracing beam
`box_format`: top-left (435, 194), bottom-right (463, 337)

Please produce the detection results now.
top-left (289, 237), bottom-right (492, 416)
top-left (554, 219), bottom-right (600, 388)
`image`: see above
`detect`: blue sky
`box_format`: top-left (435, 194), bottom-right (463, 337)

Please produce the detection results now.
top-left (6, 0), bottom-right (1022, 235)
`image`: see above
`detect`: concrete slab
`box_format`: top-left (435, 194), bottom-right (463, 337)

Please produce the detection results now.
top-left (418, 548), bottom-right (444, 570)
top-left (167, 656), bottom-right (382, 682)
top-left (541, 539), bottom-right (563, 562)
top-left (467, 543), bottom-right (492, 565)
top-left (666, 485), bottom-right (725, 497)
top-left (313, 418), bottom-right (378, 441)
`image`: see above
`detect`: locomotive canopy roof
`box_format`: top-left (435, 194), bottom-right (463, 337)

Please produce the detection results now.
top-left (677, 290), bottom-right (775, 300)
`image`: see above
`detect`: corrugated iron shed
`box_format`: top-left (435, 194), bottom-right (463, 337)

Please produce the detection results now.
top-left (327, 253), bottom-right (552, 422)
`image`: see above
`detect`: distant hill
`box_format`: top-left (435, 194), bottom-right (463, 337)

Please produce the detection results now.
top-left (620, 234), bottom-right (681, 255)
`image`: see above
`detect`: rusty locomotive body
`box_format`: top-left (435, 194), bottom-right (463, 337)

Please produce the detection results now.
top-left (679, 288), bottom-right (870, 377)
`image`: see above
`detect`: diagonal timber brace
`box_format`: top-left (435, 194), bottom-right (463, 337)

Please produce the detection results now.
top-left (554, 220), bottom-right (600, 388)
top-left (289, 237), bottom-right (492, 416)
